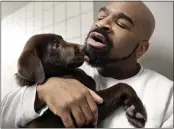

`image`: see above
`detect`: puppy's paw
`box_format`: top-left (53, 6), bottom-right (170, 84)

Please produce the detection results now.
top-left (125, 96), bottom-right (147, 128)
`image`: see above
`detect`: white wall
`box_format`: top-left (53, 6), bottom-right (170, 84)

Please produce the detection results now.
top-left (1, 2), bottom-right (30, 19)
top-left (1, 1), bottom-right (94, 99)
top-left (139, 2), bottom-right (173, 81)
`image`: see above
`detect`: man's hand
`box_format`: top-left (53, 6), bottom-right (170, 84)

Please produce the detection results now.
top-left (35, 77), bottom-right (103, 128)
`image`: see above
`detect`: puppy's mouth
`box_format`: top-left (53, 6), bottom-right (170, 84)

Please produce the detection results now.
top-left (87, 32), bottom-right (107, 48)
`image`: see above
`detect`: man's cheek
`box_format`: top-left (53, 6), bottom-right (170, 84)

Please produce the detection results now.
top-left (109, 46), bottom-right (124, 58)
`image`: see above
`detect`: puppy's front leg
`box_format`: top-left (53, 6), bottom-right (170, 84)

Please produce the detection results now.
top-left (96, 83), bottom-right (147, 128)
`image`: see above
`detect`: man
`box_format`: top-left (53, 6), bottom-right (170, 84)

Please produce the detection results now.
top-left (1, 1), bottom-right (173, 128)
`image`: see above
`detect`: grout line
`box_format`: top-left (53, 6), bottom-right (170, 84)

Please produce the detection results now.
top-left (65, 1), bottom-right (67, 40)
top-left (43, 2), bottom-right (54, 11)
top-left (25, 3), bottom-right (27, 36)
top-left (67, 35), bottom-right (81, 41)
top-left (53, 2), bottom-right (55, 33)
top-left (41, 1), bottom-right (44, 32)
top-left (54, 1), bottom-right (64, 8)
top-left (66, 10), bottom-right (93, 22)
top-left (32, 2), bottom-right (35, 34)
top-left (79, 1), bottom-right (82, 44)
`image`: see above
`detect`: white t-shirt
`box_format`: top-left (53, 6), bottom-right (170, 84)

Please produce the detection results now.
top-left (1, 63), bottom-right (173, 128)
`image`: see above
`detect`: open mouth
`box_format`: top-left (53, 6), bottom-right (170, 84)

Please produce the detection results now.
top-left (87, 32), bottom-right (107, 48)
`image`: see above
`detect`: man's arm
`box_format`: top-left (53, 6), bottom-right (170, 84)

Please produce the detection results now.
top-left (1, 85), bottom-right (48, 128)
top-left (160, 86), bottom-right (173, 128)
top-left (1, 77), bottom-right (103, 128)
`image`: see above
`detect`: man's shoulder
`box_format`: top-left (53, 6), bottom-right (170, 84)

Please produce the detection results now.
top-left (143, 68), bottom-right (173, 89)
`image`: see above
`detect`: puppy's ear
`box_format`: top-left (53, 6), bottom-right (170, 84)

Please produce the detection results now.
top-left (17, 49), bottom-right (45, 85)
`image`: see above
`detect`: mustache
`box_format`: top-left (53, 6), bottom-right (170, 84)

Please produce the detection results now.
top-left (86, 27), bottom-right (113, 48)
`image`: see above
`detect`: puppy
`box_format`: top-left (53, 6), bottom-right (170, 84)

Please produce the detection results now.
top-left (15, 33), bottom-right (147, 128)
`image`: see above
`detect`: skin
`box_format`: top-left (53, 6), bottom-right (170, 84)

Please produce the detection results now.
top-left (35, 1), bottom-right (155, 128)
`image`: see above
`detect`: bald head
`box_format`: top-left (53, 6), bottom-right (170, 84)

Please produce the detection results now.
top-left (107, 1), bottom-right (155, 41)
top-left (84, 1), bottom-right (156, 67)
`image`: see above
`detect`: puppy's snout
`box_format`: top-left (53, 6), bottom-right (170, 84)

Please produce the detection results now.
top-left (74, 45), bottom-right (84, 53)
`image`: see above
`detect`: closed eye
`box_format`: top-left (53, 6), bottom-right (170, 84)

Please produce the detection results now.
top-left (98, 17), bottom-right (104, 20)
top-left (97, 15), bottom-right (107, 21)
top-left (116, 22), bottom-right (127, 29)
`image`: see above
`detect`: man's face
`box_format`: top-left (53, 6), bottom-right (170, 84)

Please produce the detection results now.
top-left (84, 2), bottom-right (147, 67)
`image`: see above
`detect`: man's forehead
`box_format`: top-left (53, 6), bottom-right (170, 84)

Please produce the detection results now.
top-left (106, 2), bottom-right (143, 12)
top-left (103, 2), bottom-right (145, 21)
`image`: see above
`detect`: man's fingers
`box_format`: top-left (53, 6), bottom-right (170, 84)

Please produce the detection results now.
top-left (80, 99), bottom-right (93, 125)
top-left (85, 92), bottom-right (98, 124)
top-left (71, 106), bottom-right (85, 127)
top-left (59, 110), bottom-right (75, 128)
top-left (88, 89), bottom-right (103, 104)
top-left (49, 104), bottom-right (75, 128)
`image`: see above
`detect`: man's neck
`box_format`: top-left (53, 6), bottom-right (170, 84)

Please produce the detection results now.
top-left (97, 62), bottom-right (141, 80)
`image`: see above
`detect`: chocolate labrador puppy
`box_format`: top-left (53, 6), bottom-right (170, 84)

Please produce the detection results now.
top-left (15, 33), bottom-right (147, 128)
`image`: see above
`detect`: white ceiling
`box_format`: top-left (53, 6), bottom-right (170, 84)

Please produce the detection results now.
top-left (1, 2), bottom-right (30, 19)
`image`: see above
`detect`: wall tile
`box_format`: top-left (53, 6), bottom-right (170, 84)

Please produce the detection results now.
top-left (67, 2), bottom-right (80, 19)
top-left (26, 2), bottom-right (34, 19)
top-left (54, 0), bottom-right (66, 1)
top-left (34, 2), bottom-right (43, 31)
top-left (81, 2), bottom-right (93, 13)
top-left (18, 7), bottom-right (25, 27)
top-left (54, 1), bottom-right (64, 7)
top-left (81, 11), bottom-right (93, 35)
top-left (44, 2), bottom-right (53, 10)
top-left (34, 29), bottom-right (44, 35)
top-left (54, 22), bottom-right (66, 39)
top-left (67, 16), bottom-right (80, 39)
top-left (13, 11), bottom-right (19, 26)
top-left (43, 25), bottom-right (54, 33)
top-left (81, 34), bottom-right (88, 45)
top-left (44, 8), bottom-right (53, 27)
top-left (67, 37), bottom-right (81, 45)
top-left (26, 18), bottom-right (33, 34)
top-left (54, 2), bottom-right (66, 24)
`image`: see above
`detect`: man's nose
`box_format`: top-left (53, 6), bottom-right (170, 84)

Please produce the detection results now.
top-left (95, 18), bottom-right (112, 32)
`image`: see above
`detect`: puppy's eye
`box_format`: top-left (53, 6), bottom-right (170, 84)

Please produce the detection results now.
top-left (52, 43), bottom-right (59, 50)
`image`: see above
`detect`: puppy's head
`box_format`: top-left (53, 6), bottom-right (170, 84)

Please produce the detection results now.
top-left (17, 33), bottom-right (85, 84)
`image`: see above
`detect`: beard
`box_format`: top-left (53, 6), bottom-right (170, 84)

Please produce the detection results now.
top-left (83, 28), bottom-right (140, 67)
top-left (83, 28), bottom-right (113, 67)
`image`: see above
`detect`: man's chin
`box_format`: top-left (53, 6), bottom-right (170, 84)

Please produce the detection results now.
top-left (85, 54), bottom-right (108, 67)
top-left (83, 44), bottom-right (110, 67)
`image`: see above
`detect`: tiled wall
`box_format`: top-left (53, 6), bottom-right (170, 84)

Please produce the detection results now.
top-left (1, 1), bottom-right (94, 99)
top-left (28, 1), bottom-right (93, 43)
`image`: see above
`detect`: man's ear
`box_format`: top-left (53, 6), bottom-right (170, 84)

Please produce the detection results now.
top-left (17, 49), bottom-right (45, 84)
top-left (135, 40), bottom-right (149, 59)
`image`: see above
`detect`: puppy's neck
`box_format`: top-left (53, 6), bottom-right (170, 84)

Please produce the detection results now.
top-left (43, 64), bottom-right (77, 77)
